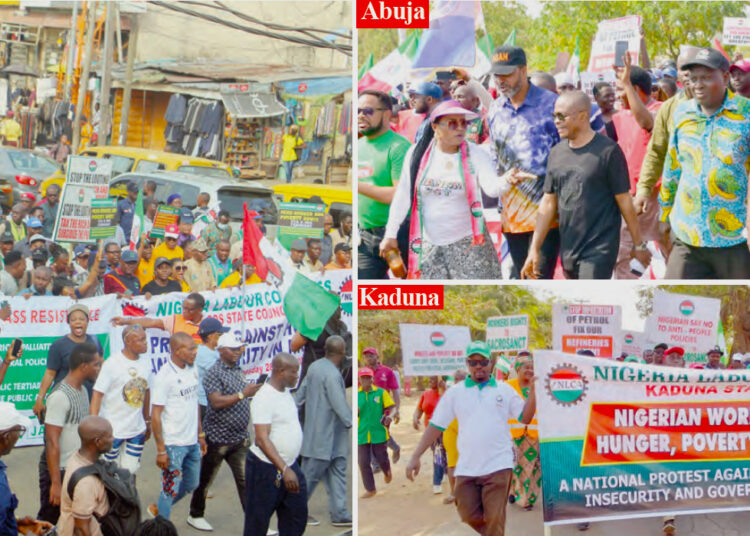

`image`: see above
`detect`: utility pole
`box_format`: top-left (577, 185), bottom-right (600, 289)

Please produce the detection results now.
top-left (98, 1), bottom-right (114, 146)
top-left (72, 1), bottom-right (97, 152)
top-left (118, 15), bottom-right (137, 146)
top-left (62, 1), bottom-right (78, 102)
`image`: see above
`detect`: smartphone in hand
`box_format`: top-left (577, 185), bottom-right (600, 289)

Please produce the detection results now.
top-left (614, 40), bottom-right (629, 67)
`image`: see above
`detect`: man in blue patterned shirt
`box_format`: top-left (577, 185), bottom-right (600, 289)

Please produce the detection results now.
top-left (660, 48), bottom-right (750, 279)
top-left (487, 46), bottom-right (561, 278)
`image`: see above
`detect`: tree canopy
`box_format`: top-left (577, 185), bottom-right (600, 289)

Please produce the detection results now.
top-left (359, 1), bottom-right (749, 72)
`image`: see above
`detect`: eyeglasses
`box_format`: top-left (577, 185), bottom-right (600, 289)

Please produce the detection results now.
top-left (552, 111), bottom-right (584, 122)
top-left (467, 359), bottom-right (490, 368)
top-left (173, 266), bottom-right (186, 272)
top-left (437, 118), bottom-right (468, 130)
top-left (358, 107), bottom-right (387, 117)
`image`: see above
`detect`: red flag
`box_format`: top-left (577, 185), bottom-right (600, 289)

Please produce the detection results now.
top-left (242, 203), bottom-right (269, 281)
top-left (712, 38), bottom-right (731, 61)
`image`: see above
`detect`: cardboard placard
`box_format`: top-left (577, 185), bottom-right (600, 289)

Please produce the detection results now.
top-left (89, 198), bottom-right (117, 239)
top-left (277, 202), bottom-right (325, 250)
top-left (150, 205), bottom-right (181, 239)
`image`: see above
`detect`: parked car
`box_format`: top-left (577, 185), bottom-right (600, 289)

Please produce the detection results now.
top-left (39, 145), bottom-right (232, 196)
top-left (109, 170), bottom-right (279, 226)
top-left (0, 147), bottom-right (61, 209)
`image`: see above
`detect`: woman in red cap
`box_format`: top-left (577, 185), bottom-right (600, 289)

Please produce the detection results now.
top-left (357, 366), bottom-right (395, 498)
top-left (379, 100), bottom-right (508, 279)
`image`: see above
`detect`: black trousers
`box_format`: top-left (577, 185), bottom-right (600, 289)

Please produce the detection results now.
top-left (37, 449), bottom-right (64, 524)
top-left (358, 442), bottom-right (390, 492)
top-left (190, 439), bottom-right (247, 518)
top-left (243, 450), bottom-right (307, 536)
top-left (504, 228), bottom-right (560, 279)
top-left (665, 239), bottom-right (750, 279)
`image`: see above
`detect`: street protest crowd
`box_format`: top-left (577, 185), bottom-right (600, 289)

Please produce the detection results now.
top-left (0, 174), bottom-right (354, 536)
top-left (356, 340), bottom-right (747, 536)
top-left (358, 39), bottom-right (750, 280)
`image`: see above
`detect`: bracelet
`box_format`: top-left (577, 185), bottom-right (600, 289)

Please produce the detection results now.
top-left (198, 433), bottom-right (206, 438)
top-left (157, 451), bottom-right (167, 456)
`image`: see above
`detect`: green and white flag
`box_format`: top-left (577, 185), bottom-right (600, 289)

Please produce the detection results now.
top-left (128, 188), bottom-right (144, 251)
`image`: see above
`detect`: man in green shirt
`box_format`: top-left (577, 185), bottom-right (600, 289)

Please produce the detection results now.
top-left (357, 367), bottom-right (394, 498)
top-left (358, 89), bottom-right (411, 279)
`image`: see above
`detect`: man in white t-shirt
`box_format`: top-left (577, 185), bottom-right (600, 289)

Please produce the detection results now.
top-left (405, 341), bottom-right (537, 536)
top-left (149, 332), bottom-right (206, 520)
top-left (243, 353), bottom-right (306, 536)
top-left (90, 324), bottom-right (152, 474)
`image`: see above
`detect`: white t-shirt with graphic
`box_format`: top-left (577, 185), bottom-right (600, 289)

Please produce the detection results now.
top-left (93, 351), bottom-right (153, 439)
top-left (250, 383), bottom-right (303, 465)
top-left (151, 360), bottom-right (199, 446)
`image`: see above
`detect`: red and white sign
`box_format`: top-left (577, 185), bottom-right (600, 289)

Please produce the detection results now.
top-left (553, 304), bottom-right (622, 358)
top-left (587, 15), bottom-right (641, 73)
top-left (723, 17), bottom-right (750, 46)
top-left (399, 323), bottom-right (471, 376)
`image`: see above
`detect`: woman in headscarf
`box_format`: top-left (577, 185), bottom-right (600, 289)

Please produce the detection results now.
top-left (506, 351), bottom-right (540, 510)
top-left (379, 100), bottom-right (507, 279)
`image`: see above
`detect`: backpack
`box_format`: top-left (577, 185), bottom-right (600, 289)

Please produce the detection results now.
top-left (67, 460), bottom-right (141, 536)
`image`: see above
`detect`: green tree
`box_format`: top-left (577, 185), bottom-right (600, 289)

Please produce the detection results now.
top-left (358, 28), bottom-right (400, 66)
top-left (358, 286), bottom-right (553, 368)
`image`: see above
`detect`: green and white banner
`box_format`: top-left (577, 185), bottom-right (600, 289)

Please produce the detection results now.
top-left (537, 350), bottom-right (750, 525)
top-left (399, 323), bottom-right (471, 376)
top-left (486, 314), bottom-right (528, 353)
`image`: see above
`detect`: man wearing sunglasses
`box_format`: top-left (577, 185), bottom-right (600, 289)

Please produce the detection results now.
top-left (358, 89), bottom-right (411, 279)
top-left (406, 340), bottom-right (536, 536)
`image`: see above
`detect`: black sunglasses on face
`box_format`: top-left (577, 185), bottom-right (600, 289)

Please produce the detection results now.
top-left (467, 359), bottom-right (490, 368)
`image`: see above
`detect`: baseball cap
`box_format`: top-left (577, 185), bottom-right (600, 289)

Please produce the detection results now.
top-left (5, 110), bottom-right (13, 118)
top-left (192, 238), bottom-right (208, 252)
top-left (707, 345), bottom-right (723, 356)
top-left (164, 224), bottom-right (179, 239)
top-left (407, 81), bottom-right (442, 100)
top-left (334, 242), bottom-right (351, 253)
top-left (666, 346), bottom-right (685, 356)
top-left (682, 48), bottom-right (730, 72)
top-left (154, 256), bottom-right (171, 268)
top-left (67, 303), bottom-right (89, 319)
top-left (31, 248), bottom-right (48, 262)
top-left (126, 182), bottom-right (138, 193)
top-left (21, 192), bottom-right (36, 202)
top-left (730, 59), bottom-right (750, 73)
top-left (27, 217), bottom-right (42, 229)
top-left (662, 66), bottom-right (678, 78)
top-left (198, 317), bottom-right (230, 336)
top-left (466, 340), bottom-right (490, 359)
top-left (0, 402), bottom-right (29, 431)
top-left (654, 343), bottom-right (668, 350)
top-left (553, 72), bottom-right (576, 88)
top-left (290, 238), bottom-right (307, 251)
top-left (490, 45), bottom-right (527, 75)
top-left (358, 366), bottom-right (374, 378)
top-left (362, 347), bottom-right (378, 356)
top-left (121, 250), bottom-right (139, 263)
top-left (30, 235), bottom-right (46, 244)
top-left (430, 99), bottom-right (479, 124)
top-left (180, 208), bottom-right (195, 224)
top-left (73, 244), bottom-right (89, 257)
top-left (0, 232), bottom-right (13, 244)
top-left (732, 353), bottom-right (744, 362)
top-left (217, 331), bottom-right (245, 349)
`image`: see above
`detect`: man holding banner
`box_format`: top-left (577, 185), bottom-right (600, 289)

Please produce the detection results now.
top-left (406, 340), bottom-right (537, 536)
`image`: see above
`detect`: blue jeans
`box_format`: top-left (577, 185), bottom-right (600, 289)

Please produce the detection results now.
top-left (103, 432), bottom-right (146, 474)
top-left (283, 160), bottom-right (296, 183)
top-left (157, 444), bottom-right (201, 519)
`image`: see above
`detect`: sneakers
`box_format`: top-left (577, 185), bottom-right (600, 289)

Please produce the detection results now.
top-left (332, 519), bottom-right (353, 527)
top-left (433, 484), bottom-right (443, 494)
top-left (187, 516), bottom-right (214, 532)
top-left (307, 516), bottom-right (321, 526)
top-left (577, 522), bottom-right (590, 531)
top-left (663, 518), bottom-right (676, 535)
top-left (147, 503), bottom-right (158, 518)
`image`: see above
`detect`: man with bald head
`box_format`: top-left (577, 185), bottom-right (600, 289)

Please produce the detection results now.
top-left (453, 85), bottom-right (489, 144)
top-left (57, 415), bottom-right (114, 536)
top-left (149, 332), bottom-right (206, 520)
top-left (244, 352), bottom-right (307, 536)
top-left (296, 336), bottom-right (352, 528)
top-left (522, 90), bottom-right (649, 279)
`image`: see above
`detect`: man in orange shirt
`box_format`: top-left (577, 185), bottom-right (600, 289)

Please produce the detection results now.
top-left (324, 243), bottom-right (351, 271)
top-left (112, 292), bottom-right (206, 343)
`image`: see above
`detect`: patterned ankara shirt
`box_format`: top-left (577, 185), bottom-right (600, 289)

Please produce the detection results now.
top-left (660, 91), bottom-right (750, 248)
top-left (487, 83), bottom-right (560, 233)
top-left (202, 360), bottom-right (251, 445)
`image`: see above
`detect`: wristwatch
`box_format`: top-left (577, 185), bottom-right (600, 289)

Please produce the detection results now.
top-left (632, 242), bottom-right (648, 252)
top-left (237, 392), bottom-right (245, 401)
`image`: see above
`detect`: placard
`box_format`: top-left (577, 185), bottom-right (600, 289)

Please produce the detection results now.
top-left (552, 304), bottom-right (622, 358)
top-left (622, 330), bottom-right (645, 358)
top-left (580, 71), bottom-right (617, 99)
top-left (277, 202), bottom-right (325, 250)
top-left (89, 198), bottom-right (117, 239)
top-left (723, 17), bottom-right (750, 46)
top-left (52, 156), bottom-right (112, 243)
top-left (486, 314), bottom-right (529, 352)
top-left (149, 205), bottom-right (180, 239)
top-left (587, 15), bottom-right (641, 73)
top-left (399, 323), bottom-right (471, 376)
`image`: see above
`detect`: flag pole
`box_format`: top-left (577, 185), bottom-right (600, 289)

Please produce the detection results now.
top-left (241, 263), bottom-right (246, 341)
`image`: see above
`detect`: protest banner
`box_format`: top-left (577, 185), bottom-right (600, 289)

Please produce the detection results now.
top-left (310, 269), bottom-right (353, 331)
top-left (622, 330), bottom-right (645, 358)
top-left (587, 15), bottom-right (641, 73)
top-left (0, 295), bottom-right (115, 447)
top-left (89, 198), bottom-right (117, 239)
top-left (537, 350), bottom-right (750, 525)
top-left (52, 156), bottom-right (113, 243)
top-left (645, 291), bottom-right (720, 363)
top-left (580, 71), bottom-right (616, 99)
top-left (277, 202), bottom-right (325, 250)
top-left (552, 304), bottom-right (621, 358)
top-left (400, 323), bottom-right (471, 376)
top-left (486, 314), bottom-right (529, 353)
top-left (149, 205), bottom-right (181, 239)
top-left (723, 17), bottom-right (750, 46)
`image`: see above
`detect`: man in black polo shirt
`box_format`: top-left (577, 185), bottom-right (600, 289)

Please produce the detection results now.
top-left (142, 257), bottom-right (182, 297)
top-left (187, 332), bottom-right (262, 532)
